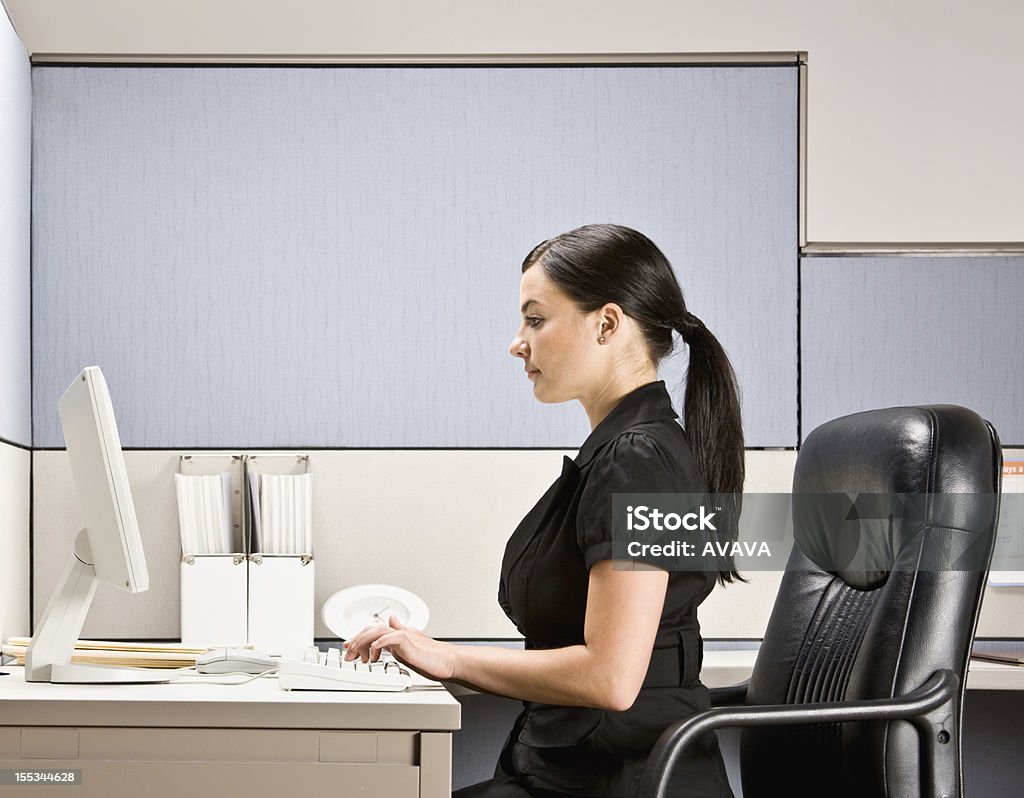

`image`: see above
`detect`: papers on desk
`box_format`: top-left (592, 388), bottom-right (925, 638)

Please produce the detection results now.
top-left (176, 459), bottom-right (313, 556)
top-left (1, 637), bottom-right (213, 669)
top-left (970, 649), bottom-right (1024, 666)
top-left (990, 460), bottom-right (1024, 586)
top-left (175, 472), bottom-right (234, 554)
top-left (251, 472), bottom-right (313, 555)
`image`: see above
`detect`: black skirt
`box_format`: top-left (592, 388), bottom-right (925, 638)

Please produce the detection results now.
top-left (456, 684), bottom-right (734, 798)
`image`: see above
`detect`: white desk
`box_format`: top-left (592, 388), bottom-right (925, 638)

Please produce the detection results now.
top-left (696, 649), bottom-right (1024, 691)
top-left (0, 667), bottom-right (460, 798)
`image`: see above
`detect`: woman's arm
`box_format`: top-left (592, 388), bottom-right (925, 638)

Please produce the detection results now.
top-left (343, 560), bottom-right (668, 712)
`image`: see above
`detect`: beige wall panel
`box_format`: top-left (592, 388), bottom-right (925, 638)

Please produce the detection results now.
top-left (4, 0), bottom-right (1024, 241)
top-left (699, 571), bottom-right (784, 641)
top-left (308, 450), bottom-right (568, 639)
top-left (699, 450), bottom-right (795, 639)
top-left (32, 449), bottom-right (567, 639)
top-left (32, 451), bottom-right (184, 638)
top-left (0, 441), bottom-right (30, 647)
top-left (32, 448), bottom-right (1018, 640)
top-left (976, 589), bottom-right (1024, 639)
top-left (31, 449), bottom-right (796, 640)
top-left (743, 450), bottom-right (797, 493)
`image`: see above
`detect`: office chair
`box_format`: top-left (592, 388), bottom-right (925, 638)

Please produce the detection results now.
top-left (642, 405), bottom-right (1002, 798)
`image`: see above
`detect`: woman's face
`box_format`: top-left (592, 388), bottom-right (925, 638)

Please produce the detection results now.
top-left (509, 265), bottom-right (602, 404)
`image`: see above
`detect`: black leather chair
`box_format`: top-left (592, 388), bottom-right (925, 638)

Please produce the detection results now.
top-left (642, 405), bottom-right (1002, 798)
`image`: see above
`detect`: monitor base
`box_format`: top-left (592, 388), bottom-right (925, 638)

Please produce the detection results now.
top-left (49, 662), bottom-right (179, 684)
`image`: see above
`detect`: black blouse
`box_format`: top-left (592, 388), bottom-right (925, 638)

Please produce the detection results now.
top-left (493, 381), bottom-right (732, 798)
top-left (498, 379), bottom-right (716, 651)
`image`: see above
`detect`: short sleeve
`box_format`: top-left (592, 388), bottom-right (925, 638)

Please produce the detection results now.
top-left (576, 431), bottom-right (685, 571)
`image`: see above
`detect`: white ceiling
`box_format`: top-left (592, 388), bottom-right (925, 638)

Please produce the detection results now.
top-left (1, 0), bottom-right (748, 62)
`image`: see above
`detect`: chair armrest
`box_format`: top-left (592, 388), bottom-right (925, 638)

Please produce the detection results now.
top-left (708, 681), bottom-right (748, 707)
top-left (641, 669), bottom-right (960, 798)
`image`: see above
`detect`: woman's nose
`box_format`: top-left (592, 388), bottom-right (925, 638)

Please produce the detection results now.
top-left (509, 335), bottom-right (527, 358)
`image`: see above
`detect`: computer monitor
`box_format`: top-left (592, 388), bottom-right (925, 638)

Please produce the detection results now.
top-left (25, 366), bottom-right (176, 683)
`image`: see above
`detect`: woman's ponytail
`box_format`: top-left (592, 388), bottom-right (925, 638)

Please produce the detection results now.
top-left (676, 312), bottom-right (745, 585)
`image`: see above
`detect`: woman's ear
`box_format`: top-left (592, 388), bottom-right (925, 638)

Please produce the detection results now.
top-left (597, 303), bottom-right (624, 341)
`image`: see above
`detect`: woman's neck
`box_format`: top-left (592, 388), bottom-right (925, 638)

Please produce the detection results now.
top-left (581, 368), bottom-right (658, 430)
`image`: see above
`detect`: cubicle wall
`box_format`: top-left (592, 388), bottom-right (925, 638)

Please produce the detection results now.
top-left (0, 9), bottom-right (30, 447)
top-left (31, 65), bottom-right (798, 449)
top-left (25, 64), bottom-right (1024, 642)
top-left (31, 449), bottom-right (795, 640)
top-left (29, 443), bottom-right (1022, 639)
top-left (0, 6), bottom-right (31, 648)
top-left (28, 63), bottom-right (799, 639)
top-left (801, 255), bottom-right (1024, 445)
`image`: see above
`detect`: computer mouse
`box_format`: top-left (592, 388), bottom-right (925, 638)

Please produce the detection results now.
top-left (195, 647), bottom-right (279, 674)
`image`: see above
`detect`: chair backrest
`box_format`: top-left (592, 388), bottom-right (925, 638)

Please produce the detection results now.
top-left (741, 405), bottom-right (1001, 797)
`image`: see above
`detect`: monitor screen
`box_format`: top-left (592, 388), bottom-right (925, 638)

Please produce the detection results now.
top-left (25, 367), bottom-right (170, 682)
top-left (58, 366), bottom-right (148, 592)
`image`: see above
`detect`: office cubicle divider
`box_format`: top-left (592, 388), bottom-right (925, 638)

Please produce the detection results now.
top-left (800, 255), bottom-right (1024, 446)
top-left (30, 64), bottom-right (799, 450)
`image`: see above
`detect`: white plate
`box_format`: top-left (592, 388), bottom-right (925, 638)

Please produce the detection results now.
top-left (321, 584), bottom-right (430, 640)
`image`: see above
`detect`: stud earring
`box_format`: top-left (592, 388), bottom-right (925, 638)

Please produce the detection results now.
top-left (598, 336), bottom-right (606, 344)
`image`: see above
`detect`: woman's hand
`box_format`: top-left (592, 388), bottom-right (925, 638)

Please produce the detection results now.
top-left (342, 615), bottom-right (458, 681)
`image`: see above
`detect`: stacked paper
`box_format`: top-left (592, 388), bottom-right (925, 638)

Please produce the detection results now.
top-left (2, 637), bottom-right (215, 669)
top-left (256, 473), bottom-right (313, 555)
top-left (175, 472), bottom-right (234, 554)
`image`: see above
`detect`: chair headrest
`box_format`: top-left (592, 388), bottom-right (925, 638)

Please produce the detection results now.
top-left (792, 405), bottom-right (1000, 589)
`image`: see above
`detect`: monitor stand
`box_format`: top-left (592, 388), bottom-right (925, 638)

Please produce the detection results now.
top-left (24, 529), bottom-right (178, 684)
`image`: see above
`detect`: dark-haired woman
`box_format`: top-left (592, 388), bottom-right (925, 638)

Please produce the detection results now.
top-left (344, 224), bottom-right (743, 798)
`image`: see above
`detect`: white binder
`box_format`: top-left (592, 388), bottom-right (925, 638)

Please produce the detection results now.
top-left (247, 554), bottom-right (315, 657)
top-left (180, 553), bottom-right (248, 647)
top-left (177, 454), bottom-right (248, 647)
top-left (244, 453), bottom-right (314, 656)
top-left (176, 452), bottom-right (315, 652)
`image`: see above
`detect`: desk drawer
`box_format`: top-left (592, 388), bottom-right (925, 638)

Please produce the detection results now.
top-left (69, 728), bottom-right (417, 764)
top-left (19, 728), bottom-right (79, 759)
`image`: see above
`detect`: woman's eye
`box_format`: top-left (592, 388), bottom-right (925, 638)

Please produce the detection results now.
top-left (526, 317), bottom-right (543, 328)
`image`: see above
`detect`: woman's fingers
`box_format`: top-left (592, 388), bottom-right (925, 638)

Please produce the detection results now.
top-left (369, 631), bottom-right (405, 653)
top-left (343, 622), bottom-right (389, 660)
top-left (343, 619), bottom-right (408, 656)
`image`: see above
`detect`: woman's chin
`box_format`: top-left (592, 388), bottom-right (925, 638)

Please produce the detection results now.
top-left (531, 384), bottom-right (553, 403)
top-left (532, 384), bottom-right (571, 404)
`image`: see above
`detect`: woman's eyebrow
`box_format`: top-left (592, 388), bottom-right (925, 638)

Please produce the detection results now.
top-left (521, 299), bottom-right (542, 314)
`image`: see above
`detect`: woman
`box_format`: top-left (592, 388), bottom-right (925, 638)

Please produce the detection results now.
top-left (344, 224), bottom-right (744, 797)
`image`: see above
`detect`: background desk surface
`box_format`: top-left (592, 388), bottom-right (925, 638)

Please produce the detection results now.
top-left (696, 649), bottom-right (1024, 692)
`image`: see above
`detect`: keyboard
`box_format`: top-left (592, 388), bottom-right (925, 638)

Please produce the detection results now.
top-left (277, 646), bottom-right (412, 691)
